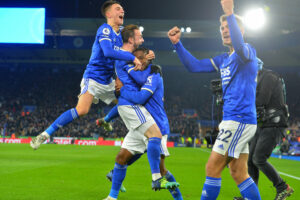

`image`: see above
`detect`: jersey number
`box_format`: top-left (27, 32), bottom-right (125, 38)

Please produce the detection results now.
top-left (217, 129), bottom-right (232, 143)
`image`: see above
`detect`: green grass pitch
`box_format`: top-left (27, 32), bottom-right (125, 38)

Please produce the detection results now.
top-left (0, 144), bottom-right (299, 200)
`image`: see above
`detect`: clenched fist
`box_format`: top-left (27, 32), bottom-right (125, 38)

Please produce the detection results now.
top-left (168, 26), bottom-right (181, 44)
top-left (221, 0), bottom-right (234, 16)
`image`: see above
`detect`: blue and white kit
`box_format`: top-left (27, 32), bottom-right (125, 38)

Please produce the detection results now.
top-left (173, 14), bottom-right (258, 158)
top-left (79, 23), bottom-right (135, 105)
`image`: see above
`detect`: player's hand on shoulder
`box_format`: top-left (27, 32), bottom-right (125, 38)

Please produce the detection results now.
top-left (151, 64), bottom-right (162, 76)
top-left (221, 0), bottom-right (234, 16)
top-left (133, 57), bottom-right (142, 71)
top-left (168, 26), bottom-right (181, 44)
top-left (146, 50), bottom-right (155, 61)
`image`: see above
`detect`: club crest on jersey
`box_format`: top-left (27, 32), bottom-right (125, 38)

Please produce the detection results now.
top-left (103, 28), bottom-right (110, 35)
top-left (145, 75), bottom-right (153, 86)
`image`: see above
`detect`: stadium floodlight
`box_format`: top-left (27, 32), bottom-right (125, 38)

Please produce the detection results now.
top-left (180, 27), bottom-right (185, 32)
top-left (139, 26), bottom-right (144, 32)
top-left (244, 8), bottom-right (266, 30)
top-left (186, 27), bottom-right (192, 33)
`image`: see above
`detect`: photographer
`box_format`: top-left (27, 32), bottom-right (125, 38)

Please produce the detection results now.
top-left (248, 59), bottom-right (293, 200)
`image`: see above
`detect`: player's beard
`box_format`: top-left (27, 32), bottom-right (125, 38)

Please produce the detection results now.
top-left (133, 41), bottom-right (140, 50)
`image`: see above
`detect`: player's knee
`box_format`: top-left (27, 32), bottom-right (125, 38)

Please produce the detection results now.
top-left (75, 106), bottom-right (89, 116)
top-left (145, 125), bottom-right (162, 139)
top-left (115, 154), bottom-right (127, 165)
top-left (229, 167), bottom-right (239, 180)
top-left (205, 162), bottom-right (219, 177)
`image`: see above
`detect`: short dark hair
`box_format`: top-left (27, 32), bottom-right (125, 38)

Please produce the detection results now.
top-left (121, 24), bottom-right (139, 43)
top-left (133, 47), bottom-right (149, 55)
top-left (101, 0), bottom-right (121, 18)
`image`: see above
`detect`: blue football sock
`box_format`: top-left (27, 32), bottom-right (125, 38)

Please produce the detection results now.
top-left (238, 177), bottom-right (261, 200)
top-left (201, 176), bottom-right (221, 200)
top-left (109, 163), bottom-right (127, 199)
top-left (165, 171), bottom-right (183, 200)
top-left (147, 137), bottom-right (161, 178)
top-left (45, 108), bottom-right (79, 136)
top-left (127, 153), bottom-right (143, 166)
top-left (104, 105), bottom-right (119, 122)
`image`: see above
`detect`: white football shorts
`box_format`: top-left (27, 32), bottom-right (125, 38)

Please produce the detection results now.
top-left (122, 133), bottom-right (170, 157)
top-left (118, 105), bottom-right (155, 132)
top-left (213, 120), bottom-right (257, 159)
top-left (79, 78), bottom-right (116, 105)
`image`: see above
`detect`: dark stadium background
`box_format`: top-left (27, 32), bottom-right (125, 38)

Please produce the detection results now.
top-left (0, 1), bottom-right (300, 200)
top-left (0, 0), bottom-right (299, 146)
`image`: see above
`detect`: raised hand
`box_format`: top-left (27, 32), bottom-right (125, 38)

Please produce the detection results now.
top-left (146, 50), bottom-right (155, 61)
top-left (168, 26), bottom-right (181, 44)
top-left (133, 57), bottom-right (142, 71)
top-left (221, 0), bottom-right (234, 16)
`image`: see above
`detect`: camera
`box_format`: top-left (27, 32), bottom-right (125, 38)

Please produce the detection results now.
top-left (210, 79), bottom-right (223, 105)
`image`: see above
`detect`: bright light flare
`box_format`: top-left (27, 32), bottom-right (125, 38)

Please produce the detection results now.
top-left (244, 8), bottom-right (266, 30)
top-left (139, 26), bottom-right (144, 32)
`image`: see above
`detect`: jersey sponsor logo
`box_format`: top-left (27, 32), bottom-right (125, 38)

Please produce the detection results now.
top-left (221, 66), bottom-right (231, 85)
top-left (103, 28), bottom-right (110, 35)
top-left (145, 75), bottom-right (153, 86)
top-left (220, 66), bottom-right (231, 77)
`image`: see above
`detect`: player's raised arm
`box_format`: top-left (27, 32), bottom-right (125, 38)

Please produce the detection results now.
top-left (221, 0), bottom-right (255, 62)
top-left (168, 27), bottom-right (217, 73)
top-left (100, 38), bottom-right (137, 62)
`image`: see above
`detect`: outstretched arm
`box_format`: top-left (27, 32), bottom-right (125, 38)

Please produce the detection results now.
top-left (100, 39), bottom-right (135, 61)
top-left (100, 40), bottom-right (142, 69)
top-left (168, 26), bottom-right (217, 73)
top-left (174, 41), bottom-right (217, 73)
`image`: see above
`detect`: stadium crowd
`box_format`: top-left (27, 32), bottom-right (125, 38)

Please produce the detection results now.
top-left (0, 66), bottom-right (299, 140)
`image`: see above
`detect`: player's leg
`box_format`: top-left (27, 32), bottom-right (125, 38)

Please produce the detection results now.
top-left (106, 152), bottom-right (143, 185)
top-left (201, 151), bottom-right (228, 200)
top-left (106, 148), bottom-right (132, 200)
top-left (105, 129), bottom-right (147, 199)
top-left (96, 105), bottom-right (118, 131)
top-left (144, 123), bottom-right (162, 181)
top-left (160, 156), bottom-right (183, 200)
top-left (227, 122), bottom-right (260, 200)
top-left (251, 127), bottom-right (293, 199)
top-left (96, 80), bottom-right (118, 131)
top-left (159, 135), bottom-right (183, 199)
top-left (233, 130), bottom-right (259, 200)
top-left (201, 120), bottom-right (242, 200)
top-left (117, 105), bottom-right (178, 190)
top-left (144, 124), bottom-right (179, 190)
top-left (30, 91), bottom-right (93, 150)
top-left (229, 154), bottom-right (261, 200)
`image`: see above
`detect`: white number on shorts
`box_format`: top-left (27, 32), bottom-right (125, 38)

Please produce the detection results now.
top-left (217, 129), bottom-right (232, 143)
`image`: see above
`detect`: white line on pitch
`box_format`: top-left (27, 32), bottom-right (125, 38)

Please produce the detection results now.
top-left (279, 171), bottom-right (300, 181)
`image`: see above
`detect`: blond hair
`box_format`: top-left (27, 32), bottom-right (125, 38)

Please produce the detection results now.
top-left (220, 14), bottom-right (244, 29)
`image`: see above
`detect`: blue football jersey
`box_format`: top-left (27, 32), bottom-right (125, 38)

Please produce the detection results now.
top-left (83, 23), bottom-right (123, 84)
top-left (211, 43), bottom-right (258, 124)
top-left (115, 58), bottom-right (140, 106)
top-left (141, 73), bottom-right (170, 135)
